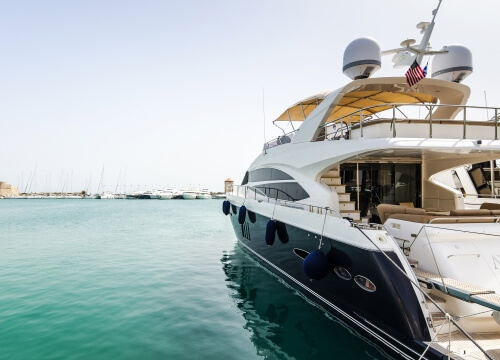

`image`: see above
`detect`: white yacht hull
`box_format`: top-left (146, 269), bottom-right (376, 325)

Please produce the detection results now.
top-left (182, 193), bottom-right (197, 200)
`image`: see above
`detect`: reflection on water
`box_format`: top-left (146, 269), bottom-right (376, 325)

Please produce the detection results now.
top-left (221, 244), bottom-right (392, 360)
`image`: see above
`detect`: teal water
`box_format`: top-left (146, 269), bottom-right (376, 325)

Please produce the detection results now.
top-left (0, 200), bottom-right (389, 359)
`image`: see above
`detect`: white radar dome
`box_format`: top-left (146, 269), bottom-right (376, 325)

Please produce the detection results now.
top-left (431, 45), bottom-right (473, 83)
top-left (343, 38), bottom-right (381, 80)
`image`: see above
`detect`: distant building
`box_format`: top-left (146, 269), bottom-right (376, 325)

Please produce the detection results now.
top-left (224, 178), bottom-right (233, 193)
top-left (0, 181), bottom-right (19, 197)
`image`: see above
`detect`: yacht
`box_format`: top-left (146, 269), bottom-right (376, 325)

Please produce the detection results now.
top-left (156, 189), bottom-right (175, 200)
top-left (196, 189), bottom-right (212, 199)
top-left (99, 192), bottom-right (115, 199)
top-left (224, 3), bottom-right (500, 359)
top-left (181, 190), bottom-right (198, 200)
top-left (137, 190), bottom-right (156, 199)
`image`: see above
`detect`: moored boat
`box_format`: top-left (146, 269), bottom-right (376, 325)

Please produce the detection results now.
top-left (224, 2), bottom-right (500, 359)
top-left (196, 189), bottom-right (212, 199)
top-left (156, 189), bottom-right (175, 200)
top-left (181, 190), bottom-right (198, 200)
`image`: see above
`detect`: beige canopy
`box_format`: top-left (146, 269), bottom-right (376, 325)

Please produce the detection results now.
top-left (274, 90), bottom-right (437, 124)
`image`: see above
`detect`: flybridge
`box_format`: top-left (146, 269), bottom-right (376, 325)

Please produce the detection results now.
top-left (265, 0), bottom-right (474, 148)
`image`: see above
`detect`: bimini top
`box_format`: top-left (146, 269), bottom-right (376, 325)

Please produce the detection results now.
top-left (273, 77), bottom-right (471, 124)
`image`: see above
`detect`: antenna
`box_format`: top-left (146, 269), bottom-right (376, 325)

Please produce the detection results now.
top-left (382, 0), bottom-right (448, 66)
top-left (416, 0), bottom-right (442, 64)
top-left (485, 91), bottom-right (489, 120)
top-left (262, 88), bottom-right (266, 143)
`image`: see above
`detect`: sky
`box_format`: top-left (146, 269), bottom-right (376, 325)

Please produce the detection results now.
top-left (1, 0), bottom-right (500, 194)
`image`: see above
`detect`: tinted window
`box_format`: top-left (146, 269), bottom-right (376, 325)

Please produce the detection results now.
top-left (249, 168), bottom-right (293, 182)
top-left (241, 171), bottom-right (249, 185)
top-left (256, 182), bottom-right (309, 201)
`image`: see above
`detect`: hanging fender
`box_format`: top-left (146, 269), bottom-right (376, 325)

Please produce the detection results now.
top-left (303, 249), bottom-right (330, 280)
top-left (222, 200), bottom-right (230, 215)
top-left (247, 210), bottom-right (256, 223)
top-left (238, 205), bottom-right (247, 225)
top-left (265, 220), bottom-right (276, 246)
top-left (275, 221), bottom-right (289, 244)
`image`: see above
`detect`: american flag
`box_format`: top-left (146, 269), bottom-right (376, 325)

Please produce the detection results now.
top-left (405, 59), bottom-right (427, 87)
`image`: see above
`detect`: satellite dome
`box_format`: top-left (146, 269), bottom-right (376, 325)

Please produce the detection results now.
top-left (431, 45), bottom-right (473, 83)
top-left (343, 38), bottom-right (381, 80)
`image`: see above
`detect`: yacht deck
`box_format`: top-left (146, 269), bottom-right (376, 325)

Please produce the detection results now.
top-left (429, 331), bottom-right (500, 360)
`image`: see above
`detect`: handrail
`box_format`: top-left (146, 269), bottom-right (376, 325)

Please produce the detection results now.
top-left (358, 225), bottom-right (495, 360)
top-left (231, 184), bottom-right (344, 219)
top-left (263, 130), bottom-right (297, 151)
top-left (318, 102), bottom-right (500, 141)
top-left (262, 103), bottom-right (500, 148)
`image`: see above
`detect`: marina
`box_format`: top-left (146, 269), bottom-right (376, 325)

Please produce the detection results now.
top-left (3, 1), bottom-right (500, 359)
top-left (0, 185), bottom-right (227, 200)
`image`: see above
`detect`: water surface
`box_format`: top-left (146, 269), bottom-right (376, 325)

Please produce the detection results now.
top-left (0, 199), bottom-right (389, 359)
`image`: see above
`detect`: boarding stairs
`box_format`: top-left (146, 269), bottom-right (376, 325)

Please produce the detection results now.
top-left (321, 168), bottom-right (360, 221)
top-left (408, 260), bottom-right (500, 359)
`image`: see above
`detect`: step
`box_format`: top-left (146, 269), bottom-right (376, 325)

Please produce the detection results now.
top-left (329, 185), bottom-right (346, 193)
top-left (429, 312), bottom-right (458, 334)
top-left (430, 312), bottom-right (450, 326)
top-left (427, 293), bottom-right (446, 304)
top-left (414, 268), bottom-right (500, 312)
top-left (321, 177), bottom-right (342, 186)
top-left (432, 331), bottom-right (500, 359)
top-left (322, 169), bottom-right (340, 178)
top-left (425, 293), bottom-right (446, 313)
top-left (408, 258), bottom-right (418, 268)
top-left (337, 193), bottom-right (351, 202)
top-left (339, 201), bottom-right (356, 210)
top-left (340, 210), bottom-right (360, 221)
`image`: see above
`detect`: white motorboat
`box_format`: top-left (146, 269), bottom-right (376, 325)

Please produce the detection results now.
top-left (224, 2), bottom-right (500, 359)
top-left (99, 192), bottom-right (115, 199)
top-left (181, 190), bottom-right (198, 200)
top-left (156, 189), bottom-right (175, 200)
top-left (196, 189), bottom-right (212, 199)
top-left (137, 191), bottom-right (156, 199)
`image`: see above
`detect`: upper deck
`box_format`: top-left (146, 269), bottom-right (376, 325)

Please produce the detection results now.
top-left (265, 77), bottom-right (500, 148)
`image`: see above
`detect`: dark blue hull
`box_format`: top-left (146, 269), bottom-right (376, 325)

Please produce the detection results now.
top-left (227, 206), bottom-right (445, 360)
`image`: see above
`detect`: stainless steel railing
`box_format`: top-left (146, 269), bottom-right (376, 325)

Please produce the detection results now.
top-left (230, 184), bottom-right (344, 219)
top-left (318, 103), bottom-right (500, 141)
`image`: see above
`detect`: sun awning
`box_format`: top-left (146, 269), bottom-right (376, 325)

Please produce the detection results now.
top-left (274, 90), bottom-right (437, 123)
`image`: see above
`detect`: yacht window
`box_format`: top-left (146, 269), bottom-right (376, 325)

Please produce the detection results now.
top-left (255, 182), bottom-right (309, 201)
top-left (340, 163), bottom-right (421, 220)
top-left (354, 275), bottom-right (376, 292)
top-left (333, 266), bottom-right (352, 280)
top-left (249, 168), bottom-right (293, 182)
top-left (242, 171), bottom-right (249, 185)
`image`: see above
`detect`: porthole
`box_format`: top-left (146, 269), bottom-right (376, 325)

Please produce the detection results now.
top-left (293, 248), bottom-right (309, 260)
top-left (354, 275), bottom-right (376, 292)
top-left (333, 266), bottom-right (351, 280)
